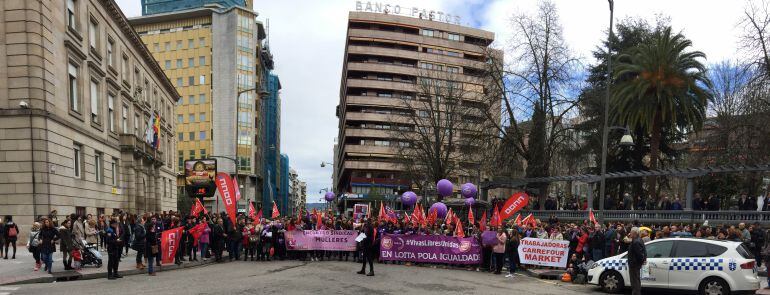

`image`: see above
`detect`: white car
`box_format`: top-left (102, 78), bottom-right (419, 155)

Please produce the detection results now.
top-left (588, 238), bottom-right (760, 295)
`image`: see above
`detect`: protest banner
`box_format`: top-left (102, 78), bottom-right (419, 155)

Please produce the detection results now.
top-left (285, 230), bottom-right (358, 251)
top-left (379, 234), bottom-right (481, 264)
top-left (517, 237), bottom-right (570, 268)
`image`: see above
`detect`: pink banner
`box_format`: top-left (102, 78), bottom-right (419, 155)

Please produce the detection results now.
top-left (285, 230), bottom-right (358, 251)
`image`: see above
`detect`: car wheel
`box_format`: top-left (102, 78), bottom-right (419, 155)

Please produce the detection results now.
top-left (699, 277), bottom-right (730, 295)
top-left (600, 271), bottom-right (624, 293)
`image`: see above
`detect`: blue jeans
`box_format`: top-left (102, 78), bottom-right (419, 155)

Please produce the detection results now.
top-left (147, 254), bottom-right (155, 274)
top-left (41, 251), bottom-right (53, 272)
top-left (508, 254), bottom-right (517, 274)
top-left (200, 243), bottom-right (208, 259)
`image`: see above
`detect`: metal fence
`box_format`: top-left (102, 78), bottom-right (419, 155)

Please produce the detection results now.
top-left (520, 210), bottom-right (770, 226)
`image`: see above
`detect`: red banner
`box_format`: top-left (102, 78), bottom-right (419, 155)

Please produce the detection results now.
top-left (160, 226), bottom-right (184, 264)
top-left (190, 198), bottom-right (207, 217)
top-left (589, 209), bottom-right (598, 226)
top-left (272, 202), bottom-right (280, 219)
top-left (215, 172), bottom-right (237, 226)
top-left (468, 208), bottom-right (475, 225)
top-left (188, 223), bottom-right (207, 247)
top-left (479, 211), bottom-right (487, 231)
top-left (500, 192), bottom-right (529, 220)
top-left (249, 202), bottom-right (257, 221)
top-left (490, 205), bottom-right (502, 227)
top-left (232, 177), bottom-right (242, 201)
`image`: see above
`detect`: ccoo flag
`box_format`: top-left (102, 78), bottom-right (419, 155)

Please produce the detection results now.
top-left (160, 226), bottom-right (184, 264)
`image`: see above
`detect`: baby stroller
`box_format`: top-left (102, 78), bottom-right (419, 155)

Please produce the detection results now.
top-left (78, 239), bottom-right (103, 268)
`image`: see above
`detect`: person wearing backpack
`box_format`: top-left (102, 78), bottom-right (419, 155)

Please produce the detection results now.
top-left (27, 222), bottom-right (41, 271)
top-left (4, 215), bottom-right (19, 259)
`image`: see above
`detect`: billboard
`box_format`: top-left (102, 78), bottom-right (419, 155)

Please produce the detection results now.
top-left (184, 159), bottom-right (217, 198)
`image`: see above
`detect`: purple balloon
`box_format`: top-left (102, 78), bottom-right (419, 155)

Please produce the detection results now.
top-left (401, 191), bottom-right (417, 206)
top-left (465, 197), bottom-right (476, 207)
top-left (324, 192), bottom-right (335, 202)
top-left (461, 183), bottom-right (477, 199)
top-left (437, 179), bottom-right (453, 197)
top-left (429, 202), bottom-right (448, 219)
top-left (481, 231), bottom-right (499, 247)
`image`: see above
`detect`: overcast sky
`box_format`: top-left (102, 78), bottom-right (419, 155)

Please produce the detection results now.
top-left (116, 0), bottom-right (748, 204)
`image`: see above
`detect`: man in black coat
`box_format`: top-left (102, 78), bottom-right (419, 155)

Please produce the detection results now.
top-left (356, 220), bottom-right (375, 276)
top-left (627, 227), bottom-right (646, 295)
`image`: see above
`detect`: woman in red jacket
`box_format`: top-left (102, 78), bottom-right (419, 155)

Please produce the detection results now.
top-left (575, 228), bottom-right (589, 261)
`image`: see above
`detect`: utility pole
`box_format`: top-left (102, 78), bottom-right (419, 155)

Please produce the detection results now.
top-left (598, 0), bottom-right (614, 223)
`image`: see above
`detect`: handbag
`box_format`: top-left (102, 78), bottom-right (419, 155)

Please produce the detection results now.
top-left (151, 245), bottom-right (159, 254)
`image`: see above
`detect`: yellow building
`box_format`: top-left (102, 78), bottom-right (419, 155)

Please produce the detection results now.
top-left (130, 4), bottom-right (266, 212)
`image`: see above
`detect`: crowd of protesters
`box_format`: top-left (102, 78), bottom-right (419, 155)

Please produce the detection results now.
top-left (2, 206), bottom-right (770, 283)
top-left (521, 191), bottom-right (770, 211)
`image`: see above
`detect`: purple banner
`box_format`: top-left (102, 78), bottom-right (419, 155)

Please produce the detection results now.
top-left (285, 230), bottom-right (358, 251)
top-left (379, 234), bottom-right (481, 264)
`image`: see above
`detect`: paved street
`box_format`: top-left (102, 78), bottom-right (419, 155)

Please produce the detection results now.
top-left (7, 260), bottom-right (597, 295)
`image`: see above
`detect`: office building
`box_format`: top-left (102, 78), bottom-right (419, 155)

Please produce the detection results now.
top-left (141, 0), bottom-right (252, 16)
top-left (129, 3), bottom-right (267, 212)
top-left (262, 72), bottom-right (281, 210)
top-left (333, 11), bottom-right (497, 206)
top-left (0, 0), bottom-right (180, 237)
top-left (278, 154), bottom-right (289, 216)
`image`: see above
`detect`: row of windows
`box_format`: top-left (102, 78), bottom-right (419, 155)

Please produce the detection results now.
top-left (424, 47), bottom-right (461, 57)
top-left (419, 62), bottom-right (460, 73)
top-left (163, 56), bottom-right (207, 70)
top-left (420, 29), bottom-right (461, 41)
top-left (177, 131), bottom-right (207, 141)
top-left (151, 37), bottom-right (206, 52)
top-left (72, 143), bottom-right (118, 185)
top-left (177, 113), bottom-right (207, 123)
top-left (178, 150), bottom-right (208, 168)
top-left (175, 75), bottom-right (206, 87)
top-left (180, 93), bottom-right (207, 105)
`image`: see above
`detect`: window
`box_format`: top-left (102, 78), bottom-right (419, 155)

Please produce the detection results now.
top-left (199, 75), bottom-right (205, 85)
top-left (447, 33), bottom-right (461, 41)
top-left (121, 105), bottom-right (128, 133)
top-left (107, 38), bottom-right (115, 67)
top-left (153, 43), bottom-right (159, 51)
top-left (176, 40), bottom-right (182, 50)
top-left (111, 158), bottom-right (118, 185)
top-left (176, 78), bottom-right (183, 87)
top-left (645, 241), bottom-right (674, 258)
top-left (188, 132), bottom-right (195, 141)
top-left (188, 95), bottom-right (195, 104)
top-left (198, 94), bottom-right (206, 104)
top-left (199, 56), bottom-right (206, 66)
top-left (178, 132), bottom-right (183, 141)
top-left (673, 241), bottom-right (726, 258)
top-left (68, 62), bottom-right (79, 112)
top-left (199, 37), bottom-right (205, 47)
top-left (189, 150), bottom-right (195, 160)
top-left (107, 94), bottom-right (115, 132)
top-left (188, 114), bottom-right (195, 122)
top-left (90, 80), bottom-right (100, 123)
top-left (164, 60), bottom-right (171, 69)
top-left (94, 152), bottom-right (103, 183)
top-left (200, 149), bottom-right (206, 158)
top-left (178, 151), bottom-right (183, 167)
top-left (66, 0), bottom-right (77, 29)
top-left (121, 55), bottom-right (128, 80)
top-left (199, 131), bottom-right (206, 140)
top-left (134, 114), bottom-right (139, 137)
top-left (73, 144), bottom-right (82, 178)
top-left (188, 39), bottom-right (194, 48)
top-left (199, 112), bottom-right (206, 121)
top-left (177, 115), bottom-right (183, 123)
top-left (88, 18), bottom-right (99, 50)
top-left (176, 59), bottom-right (182, 68)
top-left (421, 29), bottom-right (435, 37)
top-left (75, 206), bottom-right (86, 217)
top-left (188, 76), bottom-right (195, 86)
top-left (164, 42), bottom-right (170, 51)
top-left (188, 58), bottom-right (194, 68)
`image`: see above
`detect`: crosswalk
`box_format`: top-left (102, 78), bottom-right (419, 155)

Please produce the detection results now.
top-left (0, 286), bottom-right (20, 295)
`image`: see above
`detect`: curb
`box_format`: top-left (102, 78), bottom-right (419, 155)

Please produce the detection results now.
top-left (2, 260), bottom-right (218, 286)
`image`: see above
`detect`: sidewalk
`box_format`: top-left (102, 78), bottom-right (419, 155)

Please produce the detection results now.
top-left (0, 246), bottom-right (214, 286)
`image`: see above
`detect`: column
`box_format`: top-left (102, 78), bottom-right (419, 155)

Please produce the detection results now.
top-left (685, 177), bottom-right (694, 211)
top-left (586, 182), bottom-right (594, 210)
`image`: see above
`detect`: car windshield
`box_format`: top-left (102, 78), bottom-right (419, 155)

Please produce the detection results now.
top-left (736, 244), bottom-right (754, 259)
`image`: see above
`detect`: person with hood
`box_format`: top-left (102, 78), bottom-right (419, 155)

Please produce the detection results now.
top-left (3, 215), bottom-right (19, 259)
top-left (27, 222), bottom-right (42, 271)
top-left (58, 219), bottom-right (75, 270)
top-left (38, 218), bottom-right (59, 274)
top-left (105, 219), bottom-right (123, 279)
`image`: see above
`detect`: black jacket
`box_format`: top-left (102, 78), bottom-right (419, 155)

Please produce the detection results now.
top-left (360, 224), bottom-right (374, 249)
top-left (39, 227), bottom-right (59, 254)
top-left (627, 237), bottom-right (646, 268)
top-left (132, 223), bottom-right (147, 251)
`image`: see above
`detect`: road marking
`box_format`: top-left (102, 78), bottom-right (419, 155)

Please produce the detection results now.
top-left (0, 292), bottom-right (11, 295)
top-left (0, 287), bottom-right (20, 291)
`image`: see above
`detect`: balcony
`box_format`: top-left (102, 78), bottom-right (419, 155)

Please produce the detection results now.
top-left (350, 176), bottom-right (411, 187)
top-left (119, 134), bottom-right (164, 166)
top-left (348, 29), bottom-right (488, 54)
top-left (346, 46), bottom-right (487, 70)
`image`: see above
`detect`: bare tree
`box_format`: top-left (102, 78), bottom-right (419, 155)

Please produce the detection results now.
top-left (390, 69), bottom-right (490, 200)
top-left (740, 0), bottom-right (770, 83)
top-left (477, 0), bottom-right (581, 208)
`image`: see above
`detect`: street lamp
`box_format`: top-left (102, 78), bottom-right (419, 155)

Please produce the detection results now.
top-left (320, 161), bottom-right (333, 168)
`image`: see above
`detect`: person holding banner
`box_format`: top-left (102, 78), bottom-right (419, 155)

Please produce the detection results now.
top-left (198, 217), bottom-right (211, 262)
top-left (357, 219), bottom-right (375, 276)
top-left (145, 216), bottom-right (159, 276)
top-left (105, 219), bottom-right (123, 279)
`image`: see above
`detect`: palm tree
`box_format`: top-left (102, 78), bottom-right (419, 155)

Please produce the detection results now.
top-left (612, 27), bottom-right (712, 195)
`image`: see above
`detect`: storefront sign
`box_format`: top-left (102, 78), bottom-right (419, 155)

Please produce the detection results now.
top-left (355, 1), bottom-right (461, 25)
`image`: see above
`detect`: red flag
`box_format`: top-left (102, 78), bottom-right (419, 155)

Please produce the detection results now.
top-left (249, 202), bottom-right (257, 221)
top-left (215, 172), bottom-right (237, 226)
top-left (190, 198), bottom-right (207, 217)
top-left (589, 208), bottom-right (599, 226)
top-left (403, 212), bottom-right (410, 224)
top-left (232, 177), bottom-right (242, 202)
top-left (188, 223), bottom-right (207, 247)
top-left (427, 207), bottom-right (437, 225)
top-left (500, 192), bottom-right (529, 220)
top-left (378, 201), bottom-right (386, 221)
top-left (160, 226), bottom-right (184, 264)
top-left (445, 208), bottom-right (454, 226)
top-left (479, 210), bottom-right (487, 231)
top-left (514, 214), bottom-right (522, 227)
top-left (256, 208), bottom-right (263, 221)
top-left (490, 204), bottom-right (502, 227)
top-left (315, 211), bottom-right (323, 230)
top-left (522, 213), bottom-right (536, 228)
top-left (468, 208), bottom-right (475, 225)
top-left (271, 202), bottom-right (280, 219)
top-left (312, 208), bottom-right (317, 217)
top-left (455, 217), bottom-right (465, 238)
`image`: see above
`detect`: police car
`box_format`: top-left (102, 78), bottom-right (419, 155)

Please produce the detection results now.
top-left (588, 238), bottom-right (760, 295)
